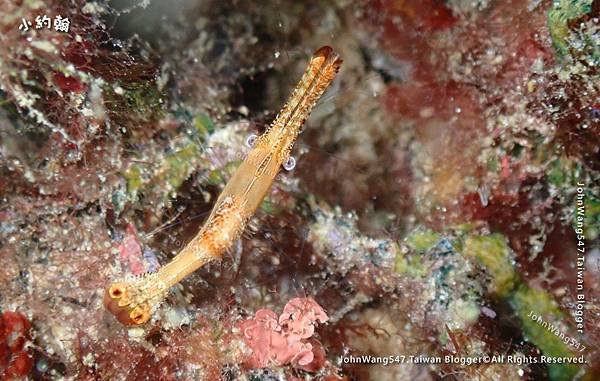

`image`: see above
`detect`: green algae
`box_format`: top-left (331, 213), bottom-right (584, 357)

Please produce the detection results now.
top-left (462, 234), bottom-right (516, 298)
top-left (124, 164), bottom-right (144, 195)
top-left (548, 0), bottom-right (593, 54)
top-left (547, 155), bottom-right (578, 188)
top-left (544, 155), bottom-right (598, 240)
top-left (394, 252), bottom-right (428, 277)
top-left (577, 191), bottom-right (599, 241)
top-left (405, 229), bottom-right (441, 252)
top-left (124, 143), bottom-right (201, 200)
top-left (390, 225), bottom-right (582, 379)
top-left (103, 81), bottom-right (167, 133)
top-left (123, 114), bottom-right (215, 204)
top-left (461, 233), bottom-right (580, 380)
top-left (548, 0), bottom-right (598, 63)
top-left (462, 233), bottom-right (580, 380)
top-left (194, 114), bottom-right (215, 136)
top-left (260, 198), bottom-right (282, 215)
top-left (206, 160), bottom-right (240, 186)
top-left (395, 229), bottom-right (440, 277)
top-left (510, 284), bottom-right (580, 381)
top-left (161, 144), bottom-right (201, 189)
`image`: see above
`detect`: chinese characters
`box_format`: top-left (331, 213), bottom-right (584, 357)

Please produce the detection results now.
top-left (19, 15), bottom-right (70, 33)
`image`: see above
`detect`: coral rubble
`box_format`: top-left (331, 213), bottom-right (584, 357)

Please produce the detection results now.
top-left (0, 0), bottom-right (598, 380)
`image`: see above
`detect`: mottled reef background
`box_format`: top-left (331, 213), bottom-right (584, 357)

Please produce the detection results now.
top-left (0, 0), bottom-right (599, 380)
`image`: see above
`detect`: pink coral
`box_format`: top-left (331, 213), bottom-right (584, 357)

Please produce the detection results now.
top-left (118, 224), bottom-right (145, 275)
top-left (238, 309), bottom-right (280, 368)
top-left (117, 224), bottom-right (160, 275)
top-left (237, 298), bottom-right (328, 372)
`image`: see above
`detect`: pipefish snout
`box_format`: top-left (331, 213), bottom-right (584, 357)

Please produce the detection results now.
top-left (104, 46), bottom-right (342, 325)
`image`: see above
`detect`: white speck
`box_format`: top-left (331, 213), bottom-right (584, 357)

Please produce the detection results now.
top-left (81, 107), bottom-right (94, 117)
top-left (36, 358), bottom-right (49, 372)
top-left (283, 156), bottom-right (296, 171)
top-left (478, 184), bottom-right (490, 207)
top-left (481, 306), bottom-right (496, 319)
top-left (24, 170), bottom-right (35, 182)
top-left (82, 353), bottom-right (95, 367)
top-left (419, 107), bottom-right (434, 118)
top-left (238, 105), bottom-right (249, 116)
top-left (162, 305), bottom-right (191, 329)
top-left (82, 2), bottom-right (107, 15)
top-left (127, 327), bottom-right (145, 338)
top-left (31, 40), bottom-right (58, 54)
top-left (517, 368), bottom-right (524, 376)
top-left (274, 51), bottom-right (280, 59)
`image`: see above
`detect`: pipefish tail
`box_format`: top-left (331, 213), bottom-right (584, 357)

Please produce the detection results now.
top-left (104, 46), bottom-right (342, 325)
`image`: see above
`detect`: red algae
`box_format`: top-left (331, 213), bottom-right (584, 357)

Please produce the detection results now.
top-left (460, 177), bottom-right (556, 258)
top-left (74, 332), bottom-right (180, 381)
top-left (0, 312), bottom-right (33, 379)
top-left (52, 72), bottom-right (86, 93)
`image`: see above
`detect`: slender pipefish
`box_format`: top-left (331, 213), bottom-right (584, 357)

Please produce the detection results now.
top-left (104, 46), bottom-right (342, 325)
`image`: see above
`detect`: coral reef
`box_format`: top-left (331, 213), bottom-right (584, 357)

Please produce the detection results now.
top-left (0, 0), bottom-right (598, 380)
